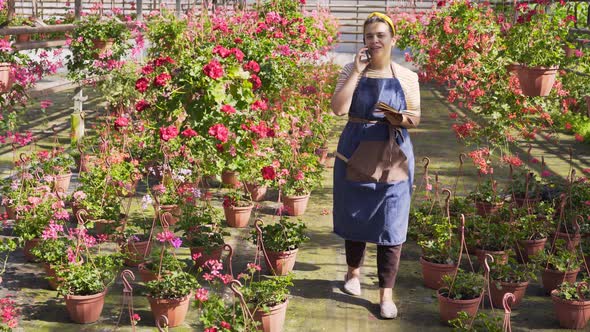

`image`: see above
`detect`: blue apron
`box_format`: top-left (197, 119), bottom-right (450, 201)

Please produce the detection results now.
top-left (333, 73), bottom-right (415, 246)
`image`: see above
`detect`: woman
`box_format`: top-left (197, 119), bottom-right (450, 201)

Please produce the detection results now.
top-left (330, 12), bottom-right (420, 319)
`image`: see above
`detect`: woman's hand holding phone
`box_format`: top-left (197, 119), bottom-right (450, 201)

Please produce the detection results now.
top-left (354, 47), bottom-right (370, 74)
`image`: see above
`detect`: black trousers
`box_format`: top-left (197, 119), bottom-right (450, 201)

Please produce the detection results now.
top-left (345, 240), bottom-right (402, 288)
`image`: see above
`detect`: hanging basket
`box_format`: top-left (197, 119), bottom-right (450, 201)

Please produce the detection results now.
top-left (91, 38), bottom-right (115, 59)
top-left (419, 257), bottom-right (457, 290)
top-left (65, 289), bottom-right (107, 324)
top-left (515, 65), bottom-right (558, 97)
top-left (551, 290), bottom-right (590, 329)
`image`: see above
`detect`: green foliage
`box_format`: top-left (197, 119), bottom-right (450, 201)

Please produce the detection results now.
top-left (222, 189), bottom-right (252, 208)
top-left (76, 166), bottom-right (122, 221)
top-left (34, 149), bottom-right (75, 176)
top-left (145, 271), bottom-right (198, 299)
top-left (508, 168), bottom-right (541, 198)
top-left (416, 213), bottom-right (458, 265)
top-left (250, 218), bottom-right (309, 252)
top-left (66, 14), bottom-right (131, 82)
top-left (143, 248), bottom-right (187, 273)
top-left (197, 292), bottom-right (248, 331)
top-left (467, 179), bottom-right (505, 204)
top-left (56, 253), bottom-right (124, 296)
top-left (450, 311), bottom-right (503, 332)
top-left (30, 237), bottom-right (73, 266)
top-left (473, 218), bottom-right (515, 251)
top-left (554, 281), bottom-right (590, 301)
top-left (532, 244), bottom-right (581, 273)
top-left (514, 204), bottom-right (552, 240)
top-left (175, 204), bottom-right (227, 248)
top-left (489, 258), bottom-right (537, 284)
top-left (15, 194), bottom-right (65, 241)
top-left (440, 269), bottom-right (485, 300)
top-left (241, 274), bottom-right (293, 310)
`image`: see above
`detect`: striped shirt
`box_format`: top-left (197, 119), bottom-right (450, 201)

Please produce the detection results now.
top-left (335, 62), bottom-right (421, 128)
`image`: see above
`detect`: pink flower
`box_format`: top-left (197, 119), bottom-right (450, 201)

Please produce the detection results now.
top-left (575, 133), bottom-right (584, 142)
top-left (114, 117), bottom-right (129, 129)
top-left (449, 112), bottom-right (458, 119)
top-left (565, 122), bottom-right (573, 130)
top-left (261, 166), bottom-right (276, 180)
top-left (541, 170), bottom-right (552, 178)
top-left (425, 183), bottom-right (433, 191)
top-left (220, 321), bottom-right (231, 329)
top-left (141, 64), bottom-right (154, 75)
top-left (251, 99), bottom-right (268, 111)
top-left (135, 100), bottom-right (150, 112)
top-left (582, 168), bottom-right (590, 174)
top-left (192, 252), bottom-right (202, 261)
top-left (250, 74), bottom-right (262, 90)
top-left (131, 313), bottom-right (141, 325)
top-left (212, 45), bottom-right (231, 58)
top-left (181, 128), bottom-right (198, 138)
top-left (203, 59), bottom-right (224, 79)
top-left (575, 49), bottom-right (584, 57)
top-left (195, 288), bottom-right (209, 302)
top-left (231, 48), bottom-right (244, 62)
top-left (159, 125), bottom-right (179, 142)
top-left (531, 157), bottom-right (539, 164)
top-left (40, 99), bottom-right (53, 109)
top-left (135, 77), bottom-right (150, 92)
top-left (208, 123), bottom-right (229, 142)
top-left (220, 104), bottom-right (236, 115)
top-left (154, 72), bottom-right (171, 87)
top-left (247, 262), bottom-right (261, 272)
top-left (294, 170), bottom-right (304, 181)
top-left (27, 196), bottom-right (41, 206)
top-left (244, 60), bottom-right (260, 73)
top-left (156, 230), bottom-right (175, 243)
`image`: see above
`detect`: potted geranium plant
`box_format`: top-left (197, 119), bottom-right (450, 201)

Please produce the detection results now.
top-left (533, 243), bottom-right (581, 294)
top-left (551, 281), bottom-right (590, 329)
top-left (279, 152), bottom-right (322, 216)
top-left (222, 189), bottom-right (253, 228)
top-left (488, 257), bottom-right (537, 309)
top-left (55, 252), bottom-right (124, 324)
top-left (509, 168), bottom-right (541, 207)
top-left (514, 203), bottom-right (552, 263)
top-left (504, 3), bottom-right (573, 96)
top-left (250, 218), bottom-right (309, 276)
top-left (66, 13), bottom-right (131, 82)
top-left (416, 213), bottom-right (459, 289)
top-left (30, 234), bottom-right (75, 290)
top-left (176, 204), bottom-right (227, 267)
top-left (145, 271), bottom-right (198, 327)
top-left (437, 269), bottom-right (485, 324)
top-left (34, 148), bottom-right (76, 193)
top-left (138, 248), bottom-right (187, 283)
top-left (467, 178), bottom-right (506, 216)
top-left (108, 158), bottom-right (143, 198)
top-left (151, 183), bottom-right (183, 226)
top-left (472, 216), bottom-right (514, 266)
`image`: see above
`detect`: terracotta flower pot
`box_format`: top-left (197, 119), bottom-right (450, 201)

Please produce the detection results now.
top-left (43, 263), bottom-right (60, 290)
top-left (419, 257), bottom-right (457, 290)
top-left (138, 265), bottom-right (159, 283)
top-left (53, 173), bottom-right (72, 193)
top-left (553, 232), bottom-right (581, 252)
top-left (475, 248), bottom-right (508, 267)
top-left (245, 182), bottom-right (267, 202)
top-left (515, 238), bottom-right (547, 263)
top-left (223, 205), bottom-right (253, 228)
top-left (221, 170), bottom-right (240, 188)
top-left (315, 147), bottom-right (329, 165)
top-left (190, 246), bottom-right (223, 268)
top-left (542, 268), bottom-right (580, 294)
top-left (265, 249), bottom-right (299, 276)
top-left (474, 201), bottom-right (503, 217)
top-left (253, 298), bottom-right (289, 332)
top-left (0, 62), bottom-right (13, 92)
top-left (158, 204), bottom-right (182, 226)
top-left (147, 293), bottom-right (192, 328)
top-left (23, 238), bottom-right (42, 262)
top-left (489, 280), bottom-right (529, 309)
top-left (91, 38), bottom-right (115, 59)
top-left (282, 194), bottom-right (310, 216)
top-left (16, 34), bottom-right (31, 43)
top-left (65, 289), bottom-right (107, 324)
top-left (123, 240), bottom-right (152, 267)
top-left (4, 205), bottom-right (16, 220)
top-left (437, 290), bottom-right (481, 325)
top-left (551, 290), bottom-right (590, 329)
top-left (515, 65), bottom-right (558, 97)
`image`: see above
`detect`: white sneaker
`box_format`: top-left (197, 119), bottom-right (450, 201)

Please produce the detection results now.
top-left (343, 273), bottom-right (361, 296)
top-left (380, 301), bottom-right (398, 319)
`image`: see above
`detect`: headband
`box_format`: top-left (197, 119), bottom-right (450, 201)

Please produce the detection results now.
top-left (367, 12), bottom-right (396, 35)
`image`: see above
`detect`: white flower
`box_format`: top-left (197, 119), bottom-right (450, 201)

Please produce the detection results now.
top-left (141, 194), bottom-right (153, 210)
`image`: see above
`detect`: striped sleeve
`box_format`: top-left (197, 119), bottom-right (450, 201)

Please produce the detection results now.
top-left (393, 63), bottom-right (421, 128)
top-left (334, 63), bottom-right (356, 93)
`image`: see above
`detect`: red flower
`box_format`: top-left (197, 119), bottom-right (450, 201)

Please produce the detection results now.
top-left (154, 56), bottom-right (175, 66)
top-left (250, 74), bottom-right (262, 90)
top-left (141, 64), bottom-right (153, 75)
top-left (181, 128), bottom-right (198, 138)
top-left (221, 104), bottom-right (236, 114)
top-left (565, 122), bottom-right (572, 130)
top-left (203, 60), bottom-right (224, 79)
top-left (220, 321), bottom-right (231, 329)
top-left (159, 125), bottom-right (179, 142)
top-left (261, 166), bottom-right (276, 180)
top-left (575, 133), bottom-right (584, 142)
top-left (154, 72), bottom-right (171, 87)
top-left (251, 99), bottom-right (268, 111)
top-left (244, 60), bottom-right (260, 73)
top-left (231, 48), bottom-right (244, 62)
top-left (208, 123), bottom-right (229, 142)
top-left (300, 0), bottom-right (306, 3)
top-left (135, 99), bottom-right (150, 112)
top-left (114, 117), bottom-right (129, 129)
top-left (234, 37), bottom-right (243, 44)
top-left (212, 45), bottom-right (231, 58)
top-left (204, 328), bottom-right (218, 332)
top-left (135, 77), bottom-right (149, 92)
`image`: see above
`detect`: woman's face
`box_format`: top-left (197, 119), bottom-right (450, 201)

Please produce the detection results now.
top-left (364, 22), bottom-right (395, 59)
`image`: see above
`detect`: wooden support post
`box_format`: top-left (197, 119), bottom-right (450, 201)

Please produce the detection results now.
top-left (7, 0), bottom-right (15, 21)
top-left (137, 0), bottom-right (143, 20)
top-left (176, 0), bottom-right (182, 17)
top-left (32, 0), bottom-right (38, 18)
top-left (75, 0), bottom-right (82, 20)
top-left (71, 87), bottom-right (87, 146)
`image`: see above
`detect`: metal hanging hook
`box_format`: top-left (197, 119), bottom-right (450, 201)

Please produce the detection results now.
top-left (223, 243), bottom-right (234, 278)
top-left (156, 315), bottom-right (169, 331)
top-left (121, 269), bottom-right (135, 294)
top-left (443, 188), bottom-right (452, 219)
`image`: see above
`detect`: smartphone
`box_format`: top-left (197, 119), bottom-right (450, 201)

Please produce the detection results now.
top-left (364, 49), bottom-right (371, 60)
